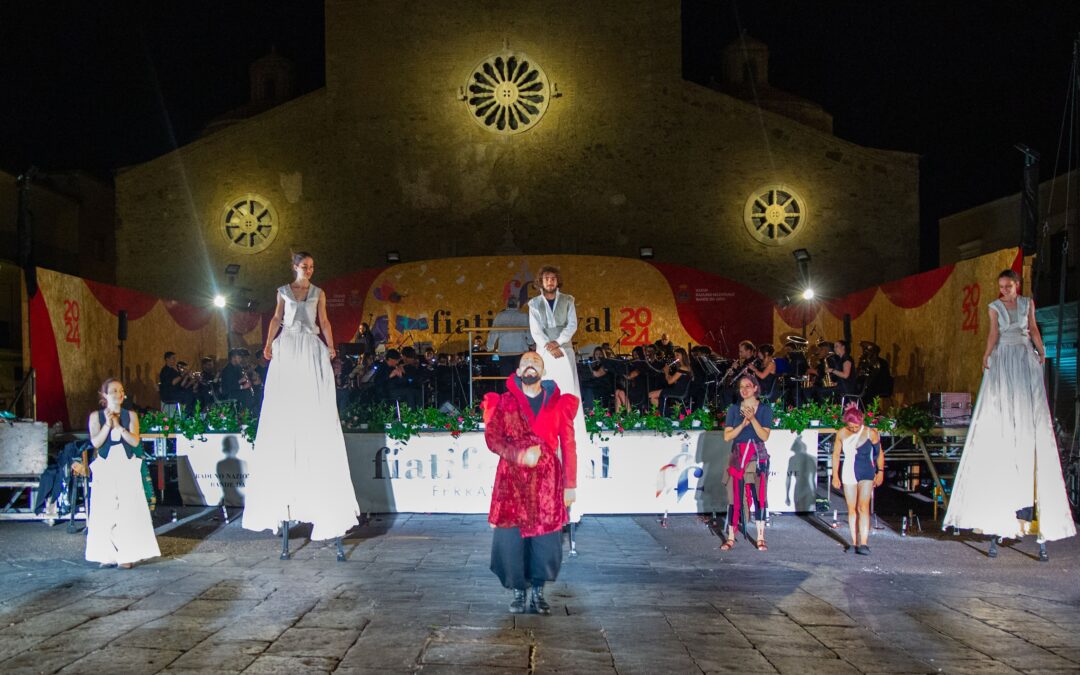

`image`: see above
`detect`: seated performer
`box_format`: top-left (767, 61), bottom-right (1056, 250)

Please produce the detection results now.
top-left (721, 374), bottom-right (773, 551)
top-left (748, 344), bottom-right (777, 400)
top-left (483, 351), bottom-right (578, 615)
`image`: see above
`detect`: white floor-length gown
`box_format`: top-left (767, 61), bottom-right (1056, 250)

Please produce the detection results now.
top-left (85, 412), bottom-right (161, 565)
top-left (943, 296), bottom-right (1076, 541)
top-left (242, 284), bottom-right (360, 541)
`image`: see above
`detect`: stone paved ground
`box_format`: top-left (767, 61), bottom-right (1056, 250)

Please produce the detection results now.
top-left (0, 509), bottom-right (1077, 674)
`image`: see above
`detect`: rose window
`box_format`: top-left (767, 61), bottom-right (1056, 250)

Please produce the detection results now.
top-left (220, 195), bottom-right (279, 254)
top-left (464, 52), bottom-right (549, 134)
top-left (743, 185), bottom-right (807, 246)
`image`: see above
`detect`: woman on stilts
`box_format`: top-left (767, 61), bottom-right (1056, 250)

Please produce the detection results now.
top-left (943, 269), bottom-right (1075, 560)
top-left (242, 251), bottom-right (360, 560)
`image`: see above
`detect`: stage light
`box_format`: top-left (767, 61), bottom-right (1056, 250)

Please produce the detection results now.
top-left (792, 249), bottom-right (811, 264)
top-left (801, 288), bottom-right (815, 301)
top-left (386, 251), bottom-right (401, 263)
top-left (213, 295), bottom-right (227, 308)
top-left (224, 263), bottom-right (241, 276)
top-left (639, 246), bottom-right (654, 259)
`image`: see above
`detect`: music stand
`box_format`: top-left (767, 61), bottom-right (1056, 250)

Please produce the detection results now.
top-left (338, 342), bottom-right (365, 357)
top-left (698, 356), bottom-right (723, 409)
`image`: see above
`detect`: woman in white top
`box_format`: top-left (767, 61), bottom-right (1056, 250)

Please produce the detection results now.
top-left (830, 404), bottom-right (883, 555)
top-left (242, 251), bottom-right (360, 560)
top-left (85, 378), bottom-right (160, 568)
top-left (943, 269), bottom-right (1075, 561)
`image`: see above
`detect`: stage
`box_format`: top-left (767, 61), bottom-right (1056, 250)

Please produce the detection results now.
top-left (173, 430), bottom-right (822, 515)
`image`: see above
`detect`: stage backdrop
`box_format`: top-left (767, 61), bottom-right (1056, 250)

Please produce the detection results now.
top-left (29, 268), bottom-right (262, 429)
top-left (773, 247), bottom-right (1023, 405)
top-left (319, 256), bottom-right (774, 357)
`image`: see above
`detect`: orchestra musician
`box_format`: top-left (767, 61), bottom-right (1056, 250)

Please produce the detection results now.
top-left (649, 347), bottom-right (693, 408)
top-left (720, 341), bottom-right (758, 405)
top-left (747, 344), bottom-right (777, 401)
top-left (821, 339), bottom-right (856, 399)
top-left (353, 322), bottom-right (377, 357)
top-left (220, 348), bottom-right (257, 413)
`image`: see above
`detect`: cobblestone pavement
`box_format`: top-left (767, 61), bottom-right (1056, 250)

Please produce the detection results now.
top-left (0, 510), bottom-right (1077, 674)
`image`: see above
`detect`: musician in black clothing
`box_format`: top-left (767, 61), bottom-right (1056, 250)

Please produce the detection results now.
top-left (822, 339), bottom-right (857, 398)
top-left (374, 348), bottom-right (423, 408)
top-left (354, 322), bottom-right (377, 356)
top-left (158, 351), bottom-right (195, 412)
top-left (649, 347), bottom-right (693, 408)
top-left (220, 348), bottom-right (257, 413)
top-left (748, 344), bottom-right (777, 401)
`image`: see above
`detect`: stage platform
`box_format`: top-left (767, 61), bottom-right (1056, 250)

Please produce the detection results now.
top-left (168, 430), bottom-right (824, 515)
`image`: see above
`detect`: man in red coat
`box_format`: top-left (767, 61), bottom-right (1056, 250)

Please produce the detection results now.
top-left (483, 351), bottom-right (578, 614)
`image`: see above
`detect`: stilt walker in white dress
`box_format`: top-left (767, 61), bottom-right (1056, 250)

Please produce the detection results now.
top-left (85, 378), bottom-right (160, 568)
top-left (242, 251), bottom-right (360, 560)
top-left (943, 269), bottom-right (1076, 561)
top-left (528, 265), bottom-right (585, 549)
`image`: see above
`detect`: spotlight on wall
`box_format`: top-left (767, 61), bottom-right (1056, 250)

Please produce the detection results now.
top-left (639, 246), bottom-right (654, 259)
top-left (213, 295), bottom-right (227, 308)
top-left (386, 251), bottom-right (401, 263)
top-left (801, 288), bottom-right (815, 301)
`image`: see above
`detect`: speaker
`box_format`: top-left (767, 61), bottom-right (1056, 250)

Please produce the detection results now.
top-left (118, 310), bottom-right (128, 341)
top-left (843, 314), bottom-right (852, 347)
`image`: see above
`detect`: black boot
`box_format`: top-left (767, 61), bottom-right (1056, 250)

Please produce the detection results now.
top-left (509, 589), bottom-right (527, 614)
top-left (529, 584), bottom-right (551, 615)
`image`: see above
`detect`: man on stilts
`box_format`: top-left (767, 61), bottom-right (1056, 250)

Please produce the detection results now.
top-left (527, 265), bottom-right (586, 549)
top-left (483, 351), bottom-right (578, 614)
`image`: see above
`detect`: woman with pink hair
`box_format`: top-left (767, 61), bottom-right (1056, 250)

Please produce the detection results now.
top-left (830, 404), bottom-right (884, 554)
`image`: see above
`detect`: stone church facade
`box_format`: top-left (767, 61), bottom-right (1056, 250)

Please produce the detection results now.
top-left (115, 0), bottom-right (919, 307)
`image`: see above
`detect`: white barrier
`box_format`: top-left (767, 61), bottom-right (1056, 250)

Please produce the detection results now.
top-left (175, 430), bottom-right (820, 514)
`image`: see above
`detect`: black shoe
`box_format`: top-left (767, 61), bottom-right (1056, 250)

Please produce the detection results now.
top-left (509, 589), bottom-right (527, 614)
top-left (529, 585), bottom-right (551, 615)
top-left (855, 545), bottom-right (870, 555)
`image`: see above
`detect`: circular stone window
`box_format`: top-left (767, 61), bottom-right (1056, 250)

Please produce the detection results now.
top-left (743, 185), bottom-right (807, 246)
top-left (464, 52), bottom-right (549, 134)
top-left (220, 195), bottom-right (279, 254)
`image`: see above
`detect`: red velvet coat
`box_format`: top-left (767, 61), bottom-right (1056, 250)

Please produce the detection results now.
top-left (483, 376), bottom-right (579, 537)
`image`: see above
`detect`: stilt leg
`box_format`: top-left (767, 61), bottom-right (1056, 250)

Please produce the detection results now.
top-left (568, 522), bottom-right (578, 557)
top-left (988, 536), bottom-right (998, 558)
top-left (335, 537), bottom-right (346, 562)
top-left (280, 521), bottom-right (290, 560)
top-left (1039, 541), bottom-right (1048, 562)
top-left (221, 504), bottom-right (229, 524)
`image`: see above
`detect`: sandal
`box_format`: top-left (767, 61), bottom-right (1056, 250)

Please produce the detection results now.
top-left (720, 539), bottom-right (736, 551)
top-left (756, 539), bottom-right (768, 551)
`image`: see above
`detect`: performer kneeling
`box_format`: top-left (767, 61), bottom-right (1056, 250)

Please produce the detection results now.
top-left (483, 351), bottom-right (578, 615)
top-left (721, 375), bottom-right (772, 551)
top-left (830, 404), bottom-right (883, 554)
top-left (86, 378), bottom-right (160, 568)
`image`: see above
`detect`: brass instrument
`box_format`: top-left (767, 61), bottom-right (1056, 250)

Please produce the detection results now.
top-left (857, 340), bottom-right (881, 380)
top-left (820, 352), bottom-right (837, 388)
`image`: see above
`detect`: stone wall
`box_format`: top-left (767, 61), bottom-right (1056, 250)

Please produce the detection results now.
top-left (116, 0), bottom-right (919, 308)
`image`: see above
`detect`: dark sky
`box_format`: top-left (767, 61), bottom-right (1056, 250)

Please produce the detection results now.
top-left (3, 1), bottom-right (1079, 269)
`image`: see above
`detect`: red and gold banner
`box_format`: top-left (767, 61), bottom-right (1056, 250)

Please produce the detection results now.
top-left (772, 248), bottom-right (1023, 404)
top-left (320, 256), bottom-right (774, 356)
top-left (29, 268), bottom-right (262, 429)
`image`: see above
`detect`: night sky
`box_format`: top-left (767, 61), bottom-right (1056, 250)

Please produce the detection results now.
top-left (3, 0), bottom-right (1079, 270)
